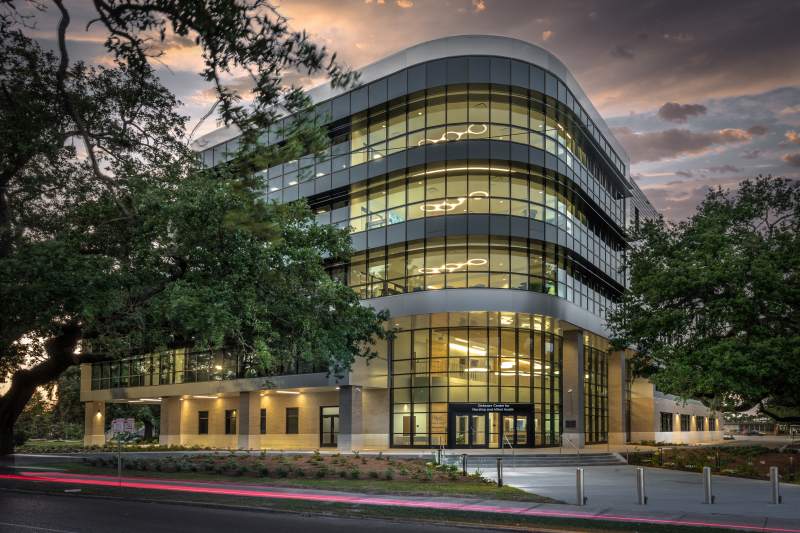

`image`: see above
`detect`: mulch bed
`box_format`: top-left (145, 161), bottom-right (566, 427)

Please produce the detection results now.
top-left (631, 445), bottom-right (798, 483)
top-left (80, 451), bottom-right (491, 484)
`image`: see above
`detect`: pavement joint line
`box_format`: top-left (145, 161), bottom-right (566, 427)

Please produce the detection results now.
top-left (3, 473), bottom-right (799, 532)
top-left (0, 520), bottom-right (79, 533)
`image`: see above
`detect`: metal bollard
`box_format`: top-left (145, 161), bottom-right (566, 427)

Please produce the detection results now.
top-left (716, 452), bottom-right (721, 472)
top-left (703, 467), bottom-right (714, 504)
top-left (576, 468), bottom-right (587, 505)
top-left (462, 454), bottom-right (468, 476)
top-left (636, 467), bottom-right (647, 505)
top-left (497, 458), bottom-right (503, 488)
top-left (790, 456), bottom-right (795, 482)
top-left (770, 466), bottom-right (782, 504)
top-left (658, 447), bottom-right (663, 466)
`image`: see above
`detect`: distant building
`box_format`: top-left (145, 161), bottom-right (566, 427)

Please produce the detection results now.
top-left (81, 35), bottom-right (722, 450)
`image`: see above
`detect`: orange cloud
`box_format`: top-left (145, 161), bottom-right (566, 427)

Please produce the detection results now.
top-left (397, 0), bottom-right (412, 6)
top-left (472, 0), bottom-right (485, 12)
top-left (611, 126), bottom-right (755, 163)
top-left (785, 130), bottom-right (800, 145)
top-left (542, 31), bottom-right (553, 41)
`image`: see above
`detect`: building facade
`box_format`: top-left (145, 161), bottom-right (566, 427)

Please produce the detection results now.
top-left (80, 35), bottom-right (722, 450)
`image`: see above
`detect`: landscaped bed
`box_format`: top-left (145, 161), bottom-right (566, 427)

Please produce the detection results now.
top-left (631, 445), bottom-right (798, 483)
top-left (36, 450), bottom-right (556, 502)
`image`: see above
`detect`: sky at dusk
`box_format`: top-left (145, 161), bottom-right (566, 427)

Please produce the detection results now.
top-left (22, 0), bottom-right (800, 221)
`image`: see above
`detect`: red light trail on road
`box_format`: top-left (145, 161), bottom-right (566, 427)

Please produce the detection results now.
top-left (2, 472), bottom-right (797, 532)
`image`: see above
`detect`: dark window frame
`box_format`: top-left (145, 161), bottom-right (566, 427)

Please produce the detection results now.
top-left (198, 411), bottom-right (209, 435)
top-left (260, 408), bottom-right (266, 435)
top-left (660, 412), bottom-right (673, 432)
top-left (680, 414), bottom-right (690, 432)
top-left (286, 407), bottom-right (299, 434)
top-left (225, 409), bottom-right (237, 435)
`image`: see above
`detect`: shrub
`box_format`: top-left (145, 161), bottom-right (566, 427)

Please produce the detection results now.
top-left (202, 459), bottom-right (214, 471)
top-left (425, 469), bottom-right (434, 479)
top-left (258, 466), bottom-right (269, 477)
top-left (399, 467), bottom-right (409, 475)
top-left (12, 430), bottom-right (28, 447)
top-left (259, 450), bottom-right (267, 459)
top-left (140, 460), bottom-right (149, 471)
top-left (412, 472), bottom-right (420, 479)
top-left (349, 468), bottom-right (360, 479)
top-left (89, 459), bottom-right (99, 467)
top-left (385, 468), bottom-right (394, 480)
top-left (338, 468), bottom-right (347, 477)
top-left (276, 467), bottom-right (288, 478)
top-left (292, 466), bottom-right (305, 476)
top-left (123, 460), bottom-right (133, 470)
top-left (173, 462), bottom-right (182, 472)
top-left (236, 465), bottom-right (248, 476)
top-left (369, 470), bottom-right (379, 478)
top-left (376, 452), bottom-right (383, 460)
top-left (314, 469), bottom-right (327, 478)
top-left (190, 464), bottom-right (198, 472)
top-left (353, 451), bottom-right (360, 459)
top-left (292, 454), bottom-right (303, 461)
top-left (253, 459), bottom-right (263, 470)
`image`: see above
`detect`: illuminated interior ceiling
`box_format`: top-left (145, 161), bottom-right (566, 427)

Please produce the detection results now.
top-left (418, 124), bottom-right (488, 145)
top-left (420, 258), bottom-right (487, 274)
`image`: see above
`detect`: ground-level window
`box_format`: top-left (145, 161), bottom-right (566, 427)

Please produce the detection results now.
top-left (260, 408), bottom-right (266, 435)
top-left (660, 412), bottom-right (673, 432)
top-left (696, 416), bottom-right (705, 432)
top-left (198, 411), bottom-right (209, 434)
top-left (286, 407), bottom-right (299, 434)
top-left (225, 409), bottom-right (237, 435)
top-left (709, 418), bottom-right (716, 431)
top-left (680, 414), bottom-right (690, 432)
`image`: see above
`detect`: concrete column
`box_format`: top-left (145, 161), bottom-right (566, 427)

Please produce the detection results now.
top-left (83, 401), bottom-right (106, 446)
top-left (562, 330), bottom-right (585, 448)
top-left (337, 386), bottom-right (363, 452)
top-left (238, 391), bottom-right (262, 450)
top-left (608, 349), bottom-right (627, 445)
top-left (158, 396), bottom-right (182, 446)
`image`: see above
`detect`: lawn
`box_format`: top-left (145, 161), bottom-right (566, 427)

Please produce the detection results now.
top-left (43, 451), bottom-right (555, 502)
top-left (22, 440), bottom-right (84, 447)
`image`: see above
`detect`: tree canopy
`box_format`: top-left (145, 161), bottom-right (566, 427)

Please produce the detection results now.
top-left (0, 0), bottom-right (388, 455)
top-left (607, 176), bottom-right (800, 423)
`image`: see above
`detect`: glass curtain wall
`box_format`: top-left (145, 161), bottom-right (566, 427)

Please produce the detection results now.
top-left (329, 236), bottom-right (622, 318)
top-left (391, 312), bottom-right (563, 447)
top-left (584, 339), bottom-right (609, 444)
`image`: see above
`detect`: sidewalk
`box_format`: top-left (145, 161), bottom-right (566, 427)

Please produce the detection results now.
top-left (2, 469), bottom-right (798, 532)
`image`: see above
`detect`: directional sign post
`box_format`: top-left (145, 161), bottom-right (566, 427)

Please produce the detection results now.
top-left (112, 418), bottom-right (134, 490)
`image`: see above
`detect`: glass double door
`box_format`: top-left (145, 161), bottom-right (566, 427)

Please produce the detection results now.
top-left (454, 414), bottom-right (486, 448)
top-left (320, 406), bottom-right (339, 447)
top-left (453, 412), bottom-right (530, 448)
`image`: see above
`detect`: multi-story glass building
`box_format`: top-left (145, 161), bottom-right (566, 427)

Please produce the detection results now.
top-left (80, 36), bottom-right (722, 450)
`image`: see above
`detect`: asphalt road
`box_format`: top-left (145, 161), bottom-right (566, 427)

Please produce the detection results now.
top-left (0, 492), bottom-right (483, 533)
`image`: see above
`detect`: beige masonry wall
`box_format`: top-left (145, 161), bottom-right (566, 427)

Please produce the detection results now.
top-left (164, 388), bottom-right (389, 450)
top-left (630, 378), bottom-right (724, 444)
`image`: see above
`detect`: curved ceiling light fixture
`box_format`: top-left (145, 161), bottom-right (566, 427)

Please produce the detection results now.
top-left (419, 258), bottom-right (487, 275)
top-left (417, 124), bottom-right (488, 146)
top-left (419, 191), bottom-right (490, 213)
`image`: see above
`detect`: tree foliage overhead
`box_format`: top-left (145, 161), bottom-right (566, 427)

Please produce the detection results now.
top-left (607, 176), bottom-right (800, 422)
top-left (0, 0), bottom-right (387, 455)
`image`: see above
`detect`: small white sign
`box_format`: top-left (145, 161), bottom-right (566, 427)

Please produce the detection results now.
top-left (112, 418), bottom-right (135, 433)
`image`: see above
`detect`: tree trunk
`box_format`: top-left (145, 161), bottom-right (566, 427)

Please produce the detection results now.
top-left (0, 326), bottom-right (82, 455)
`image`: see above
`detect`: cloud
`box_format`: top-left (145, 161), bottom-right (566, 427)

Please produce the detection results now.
top-left (472, 0), bottom-right (485, 11)
top-left (779, 105), bottom-right (800, 115)
top-left (196, 76), bottom-right (257, 101)
top-left (610, 126), bottom-right (755, 164)
top-left (703, 164), bottom-right (742, 173)
top-left (631, 172), bottom-right (644, 180)
top-left (396, 0), bottom-right (412, 6)
top-left (742, 148), bottom-right (761, 159)
top-left (657, 102), bottom-right (708, 123)
top-left (782, 153), bottom-right (800, 167)
top-left (608, 44), bottom-right (635, 59)
top-left (745, 124), bottom-right (769, 138)
top-left (784, 130), bottom-right (800, 145)
top-left (542, 31), bottom-right (553, 41)
top-left (675, 170), bottom-right (693, 178)
top-left (663, 33), bottom-right (694, 42)
top-left (589, 12), bottom-right (599, 19)
top-left (642, 176), bottom-right (744, 221)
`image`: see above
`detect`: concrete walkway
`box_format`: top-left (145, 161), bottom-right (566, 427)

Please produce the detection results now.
top-left (2, 467), bottom-right (798, 531)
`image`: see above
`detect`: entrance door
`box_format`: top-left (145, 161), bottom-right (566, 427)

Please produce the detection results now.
top-left (320, 406), bottom-right (339, 447)
top-left (502, 414), bottom-right (530, 447)
top-left (453, 414), bottom-right (487, 448)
